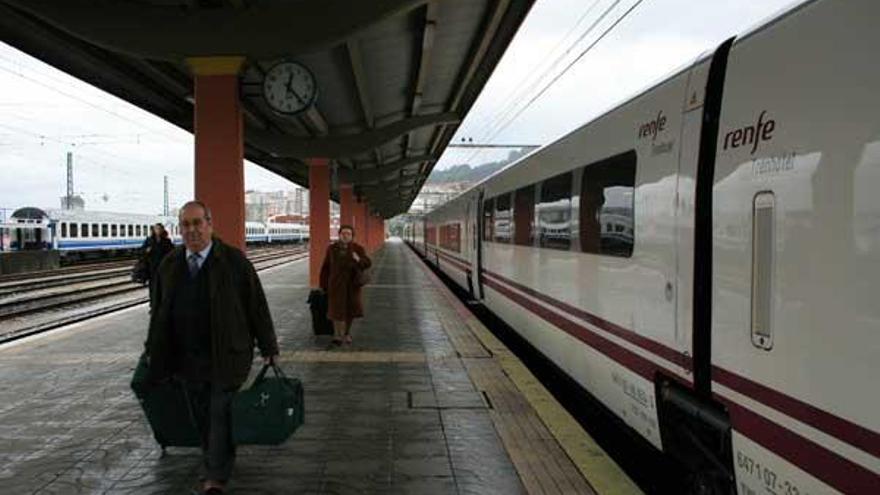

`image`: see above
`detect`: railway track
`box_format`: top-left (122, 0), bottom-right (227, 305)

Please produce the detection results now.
top-left (0, 247), bottom-right (307, 345)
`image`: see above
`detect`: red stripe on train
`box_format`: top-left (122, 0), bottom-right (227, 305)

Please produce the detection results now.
top-left (713, 366), bottom-right (880, 460)
top-left (480, 270), bottom-right (879, 493)
top-left (482, 275), bottom-right (666, 380)
top-left (722, 399), bottom-right (879, 494)
top-left (484, 268), bottom-right (691, 369)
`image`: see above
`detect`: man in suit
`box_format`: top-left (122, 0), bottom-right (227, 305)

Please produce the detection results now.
top-left (145, 201), bottom-right (279, 494)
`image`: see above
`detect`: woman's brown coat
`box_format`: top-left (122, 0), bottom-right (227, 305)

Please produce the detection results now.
top-left (319, 241), bottom-right (372, 321)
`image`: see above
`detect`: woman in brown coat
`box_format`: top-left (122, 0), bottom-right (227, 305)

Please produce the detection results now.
top-left (319, 225), bottom-right (372, 345)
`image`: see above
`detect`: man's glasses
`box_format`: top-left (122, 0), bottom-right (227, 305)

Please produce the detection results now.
top-left (180, 218), bottom-right (208, 229)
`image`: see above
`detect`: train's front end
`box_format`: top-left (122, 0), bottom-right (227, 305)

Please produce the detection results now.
top-left (2, 207), bottom-right (53, 251)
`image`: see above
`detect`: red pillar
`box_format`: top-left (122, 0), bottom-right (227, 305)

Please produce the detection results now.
top-left (339, 183), bottom-right (354, 228)
top-left (370, 215), bottom-right (382, 251)
top-left (365, 211), bottom-right (374, 253)
top-left (354, 199), bottom-right (368, 247)
top-left (189, 56), bottom-right (245, 250)
top-left (308, 158), bottom-right (330, 288)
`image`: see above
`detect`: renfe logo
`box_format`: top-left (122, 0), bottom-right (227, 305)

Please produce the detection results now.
top-left (723, 110), bottom-right (776, 155)
top-left (638, 111), bottom-right (666, 141)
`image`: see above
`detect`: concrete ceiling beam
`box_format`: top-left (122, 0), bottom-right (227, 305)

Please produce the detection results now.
top-left (2, 0), bottom-right (430, 62)
top-left (338, 153), bottom-right (438, 183)
top-left (247, 112), bottom-right (458, 159)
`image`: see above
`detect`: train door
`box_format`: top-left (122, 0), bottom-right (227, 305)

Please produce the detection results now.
top-left (654, 40), bottom-right (738, 493)
top-left (474, 190), bottom-right (485, 300)
top-left (709, 3), bottom-right (880, 493)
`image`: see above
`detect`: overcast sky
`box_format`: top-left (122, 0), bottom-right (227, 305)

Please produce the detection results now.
top-left (0, 0), bottom-right (801, 217)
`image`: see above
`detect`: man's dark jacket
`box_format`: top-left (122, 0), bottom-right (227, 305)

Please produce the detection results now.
top-left (144, 237), bottom-right (278, 388)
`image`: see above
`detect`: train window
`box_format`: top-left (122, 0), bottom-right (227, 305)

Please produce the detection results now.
top-left (483, 198), bottom-right (494, 241)
top-left (102, 224), bottom-right (109, 237)
top-left (494, 193), bottom-right (512, 243)
top-left (537, 172), bottom-right (573, 250)
top-left (70, 223), bottom-right (78, 238)
top-left (751, 192), bottom-right (775, 350)
top-left (61, 222), bottom-right (68, 238)
top-left (111, 224), bottom-right (118, 237)
top-left (80, 223), bottom-right (87, 238)
top-left (514, 185), bottom-right (535, 246)
top-left (579, 150), bottom-right (636, 257)
top-left (136, 225), bottom-right (141, 236)
top-left (439, 223), bottom-right (461, 252)
top-left (128, 225), bottom-right (133, 237)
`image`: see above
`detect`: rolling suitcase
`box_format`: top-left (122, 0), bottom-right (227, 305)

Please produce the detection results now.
top-left (307, 289), bottom-right (333, 335)
top-left (130, 353), bottom-right (201, 451)
top-left (232, 363), bottom-right (304, 445)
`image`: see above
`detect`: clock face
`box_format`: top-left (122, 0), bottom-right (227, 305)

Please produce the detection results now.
top-left (262, 61), bottom-right (317, 115)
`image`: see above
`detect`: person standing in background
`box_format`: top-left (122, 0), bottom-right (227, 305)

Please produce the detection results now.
top-left (320, 225), bottom-right (372, 346)
top-left (142, 223), bottom-right (173, 309)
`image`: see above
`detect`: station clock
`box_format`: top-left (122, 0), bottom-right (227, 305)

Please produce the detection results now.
top-left (262, 61), bottom-right (317, 115)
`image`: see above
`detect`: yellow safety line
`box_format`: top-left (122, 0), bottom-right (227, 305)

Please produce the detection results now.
top-left (462, 311), bottom-right (643, 495)
top-left (409, 243), bottom-right (643, 495)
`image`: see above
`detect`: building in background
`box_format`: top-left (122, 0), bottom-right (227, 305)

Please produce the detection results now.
top-left (245, 186), bottom-right (342, 227)
top-left (246, 187), bottom-right (311, 222)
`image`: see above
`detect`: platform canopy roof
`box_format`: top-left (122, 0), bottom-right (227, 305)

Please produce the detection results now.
top-left (0, 0), bottom-right (535, 218)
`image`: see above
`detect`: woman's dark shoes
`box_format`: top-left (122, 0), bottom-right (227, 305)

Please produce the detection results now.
top-left (344, 335), bottom-right (353, 345)
top-left (331, 338), bottom-right (343, 346)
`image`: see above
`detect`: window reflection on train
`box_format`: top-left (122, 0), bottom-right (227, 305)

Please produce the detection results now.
top-left (481, 150), bottom-right (635, 256)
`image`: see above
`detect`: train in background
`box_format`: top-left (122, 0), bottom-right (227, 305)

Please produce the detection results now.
top-left (406, 0), bottom-right (879, 493)
top-left (0, 207), bottom-right (308, 260)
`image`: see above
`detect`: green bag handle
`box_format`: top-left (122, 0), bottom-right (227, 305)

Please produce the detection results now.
top-left (253, 362), bottom-right (289, 385)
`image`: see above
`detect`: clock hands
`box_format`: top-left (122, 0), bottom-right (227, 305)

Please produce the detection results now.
top-left (284, 72), bottom-right (308, 107)
top-left (264, 62), bottom-right (314, 113)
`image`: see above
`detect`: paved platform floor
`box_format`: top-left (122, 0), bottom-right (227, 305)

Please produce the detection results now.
top-left (0, 239), bottom-right (619, 494)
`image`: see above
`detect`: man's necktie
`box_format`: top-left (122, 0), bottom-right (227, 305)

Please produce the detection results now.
top-left (188, 253), bottom-right (201, 277)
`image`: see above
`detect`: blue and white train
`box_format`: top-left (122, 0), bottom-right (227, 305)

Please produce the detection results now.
top-left (0, 207), bottom-right (308, 260)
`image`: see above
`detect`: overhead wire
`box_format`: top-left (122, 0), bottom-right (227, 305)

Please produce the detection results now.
top-left (459, 0), bottom-right (602, 145)
top-left (458, 0), bottom-right (608, 167)
top-left (467, 0), bottom-right (607, 150)
top-left (0, 54), bottom-right (189, 144)
top-left (461, 0), bottom-right (647, 167)
top-left (488, 0), bottom-right (647, 142)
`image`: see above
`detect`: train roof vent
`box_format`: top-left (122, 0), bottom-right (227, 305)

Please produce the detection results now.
top-left (11, 207), bottom-right (48, 220)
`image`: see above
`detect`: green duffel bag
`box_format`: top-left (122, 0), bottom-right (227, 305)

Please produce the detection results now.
top-left (232, 363), bottom-right (304, 445)
top-left (130, 353), bottom-right (202, 449)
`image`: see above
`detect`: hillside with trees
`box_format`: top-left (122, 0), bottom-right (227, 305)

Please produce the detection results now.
top-left (426, 149), bottom-right (529, 184)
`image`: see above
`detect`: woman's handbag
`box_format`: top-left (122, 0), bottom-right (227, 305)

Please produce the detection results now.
top-left (232, 364), bottom-right (304, 445)
top-left (353, 267), bottom-right (371, 287)
top-left (131, 256), bottom-right (150, 284)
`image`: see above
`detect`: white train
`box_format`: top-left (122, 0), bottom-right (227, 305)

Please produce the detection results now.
top-left (406, 1), bottom-right (879, 493)
top-left (0, 207), bottom-right (308, 259)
